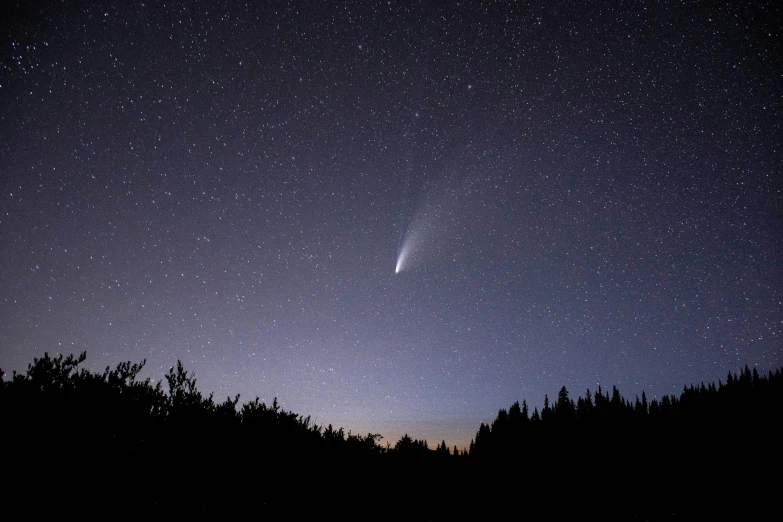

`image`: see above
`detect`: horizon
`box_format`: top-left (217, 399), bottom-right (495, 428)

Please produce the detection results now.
top-left (2, 351), bottom-right (774, 451)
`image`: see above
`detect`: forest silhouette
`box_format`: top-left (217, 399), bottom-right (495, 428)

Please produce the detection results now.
top-left (1, 352), bottom-right (780, 517)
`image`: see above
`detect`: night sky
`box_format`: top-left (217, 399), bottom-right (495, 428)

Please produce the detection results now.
top-left (1, 1), bottom-right (780, 449)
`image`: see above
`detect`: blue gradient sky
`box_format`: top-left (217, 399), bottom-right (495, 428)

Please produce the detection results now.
top-left (1, 1), bottom-right (780, 449)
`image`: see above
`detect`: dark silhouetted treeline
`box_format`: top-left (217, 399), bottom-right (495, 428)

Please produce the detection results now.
top-left (465, 365), bottom-right (782, 518)
top-left (470, 365), bottom-right (783, 461)
top-left (1, 353), bottom-right (780, 517)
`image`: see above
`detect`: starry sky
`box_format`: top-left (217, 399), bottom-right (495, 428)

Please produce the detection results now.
top-left (1, 1), bottom-right (780, 449)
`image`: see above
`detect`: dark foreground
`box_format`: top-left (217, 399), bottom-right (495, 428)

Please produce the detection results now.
top-left (2, 353), bottom-right (780, 518)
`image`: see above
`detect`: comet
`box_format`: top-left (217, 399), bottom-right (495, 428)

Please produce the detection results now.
top-left (394, 217), bottom-right (423, 274)
top-left (394, 174), bottom-right (448, 274)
